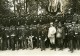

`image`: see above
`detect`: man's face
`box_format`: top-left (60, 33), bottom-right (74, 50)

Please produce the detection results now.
top-left (50, 22), bottom-right (53, 27)
top-left (50, 24), bottom-right (53, 27)
top-left (58, 23), bottom-right (61, 27)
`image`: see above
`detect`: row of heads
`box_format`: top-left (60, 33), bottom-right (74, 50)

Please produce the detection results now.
top-left (0, 22), bottom-right (62, 30)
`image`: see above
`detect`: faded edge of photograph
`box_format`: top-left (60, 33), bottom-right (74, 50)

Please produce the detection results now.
top-left (0, 0), bottom-right (80, 56)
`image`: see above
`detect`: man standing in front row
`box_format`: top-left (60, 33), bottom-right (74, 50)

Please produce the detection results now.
top-left (48, 22), bottom-right (56, 50)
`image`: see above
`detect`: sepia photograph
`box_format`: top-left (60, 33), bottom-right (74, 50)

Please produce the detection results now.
top-left (0, 0), bottom-right (80, 56)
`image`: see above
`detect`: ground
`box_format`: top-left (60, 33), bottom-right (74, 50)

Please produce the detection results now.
top-left (0, 48), bottom-right (80, 56)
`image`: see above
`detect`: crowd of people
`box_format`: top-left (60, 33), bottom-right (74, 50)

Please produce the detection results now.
top-left (0, 15), bottom-right (80, 53)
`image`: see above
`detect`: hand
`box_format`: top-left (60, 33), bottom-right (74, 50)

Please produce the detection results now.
top-left (45, 38), bottom-right (47, 41)
top-left (39, 38), bottom-right (41, 40)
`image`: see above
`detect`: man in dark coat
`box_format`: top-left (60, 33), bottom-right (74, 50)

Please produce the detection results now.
top-left (15, 26), bottom-right (19, 50)
top-left (67, 23), bottom-right (75, 53)
top-left (19, 25), bottom-right (26, 49)
top-left (36, 24), bottom-right (42, 48)
top-left (5, 27), bottom-right (11, 50)
top-left (24, 25), bottom-right (29, 49)
top-left (31, 25), bottom-right (37, 48)
top-left (56, 22), bottom-right (65, 50)
top-left (0, 26), bottom-right (4, 50)
top-left (10, 26), bottom-right (16, 50)
top-left (40, 26), bottom-right (47, 51)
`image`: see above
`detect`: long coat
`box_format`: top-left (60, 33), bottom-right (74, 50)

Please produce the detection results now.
top-left (48, 26), bottom-right (56, 44)
top-left (56, 27), bottom-right (65, 39)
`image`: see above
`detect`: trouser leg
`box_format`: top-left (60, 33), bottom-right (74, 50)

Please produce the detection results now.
top-left (15, 41), bottom-right (19, 50)
top-left (37, 37), bottom-right (39, 48)
top-left (23, 40), bottom-right (27, 49)
top-left (70, 39), bottom-right (73, 53)
top-left (41, 40), bottom-right (45, 51)
top-left (11, 39), bottom-right (15, 50)
top-left (7, 39), bottom-right (10, 50)
top-left (60, 39), bottom-right (63, 50)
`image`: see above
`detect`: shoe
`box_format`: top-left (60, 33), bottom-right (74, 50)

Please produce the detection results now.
top-left (71, 51), bottom-right (73, 53)
top-left (50, 48), bottom-right (53, 50)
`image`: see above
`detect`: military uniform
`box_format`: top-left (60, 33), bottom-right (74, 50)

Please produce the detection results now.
top-left (77, 32), bottom-right (80, 49)
top-left (5, 27), bottom-right (11, 50)
top-left (1, 26), bottom-right (6, 50)
top-left (25, 25), bottom-right (30, 49)
top-left (10, 26), bottom-right (16, 50)
top-left (18, 25), bottom-right (26, 49)
top-left (28, 34), bottom-right (34, 50)
top-left (68, 27), bottom-right (75, 53)
top-left (36, 24), bottom-right (42, 48)
top-left (21, 28), bottom-right (27, 49)
top-left (40, 26), bottom-right (47, 51)
top-left (75, 31), bottom-right (79, 50)
top-left (31, 25), bottom-right (37, 48)
top-left (15, 27), bottom-right (19, 50)
top-left (0, 36), bottom-right (2, 50)
top-left (74, 24), bottom-right (80, 50)
top-left (0, 26), bottom-right (4, 50)
top-left (24, 28), bottom-right (29, 49)
top-left (48, 22), bottom-right (56, 50)
top-left (56, 23), bottom-right (65, 50)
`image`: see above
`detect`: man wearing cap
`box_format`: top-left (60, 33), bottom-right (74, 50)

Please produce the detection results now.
top-left (19, 25), bottom-right (26, 49)
top-left (48, 22), bottom-right (56, 50)
top-left (10, 26), bottom-right (16, 50)
top-left (15, 26), bottom-right (19, 50)
top-left (5, 27), bottom-right (11, 50)
top-left (41, 26), bottom-right (48, 51)
top-left (68, 22), bottom-right (75, 53)
top-left (0, 26), bottom-right (4, 50)
top-left (28, 26), bottom-right (34, 50)
top-left (36, 24), bottom-right (42, 48)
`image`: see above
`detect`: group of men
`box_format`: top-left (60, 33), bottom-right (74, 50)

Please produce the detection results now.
top-left (0, 21), bottom-right (65, 51)
top-left (0, 16), bottom-right (80, 53)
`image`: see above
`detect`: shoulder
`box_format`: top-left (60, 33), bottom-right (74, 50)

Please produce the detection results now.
top-left (52, 26), bottom-right (56, 29)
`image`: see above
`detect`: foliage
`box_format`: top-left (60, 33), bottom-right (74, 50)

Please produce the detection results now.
top-left (0, 0), bottom-right (80, 16)
top-left (0, 0), bottom-right (14, 16)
